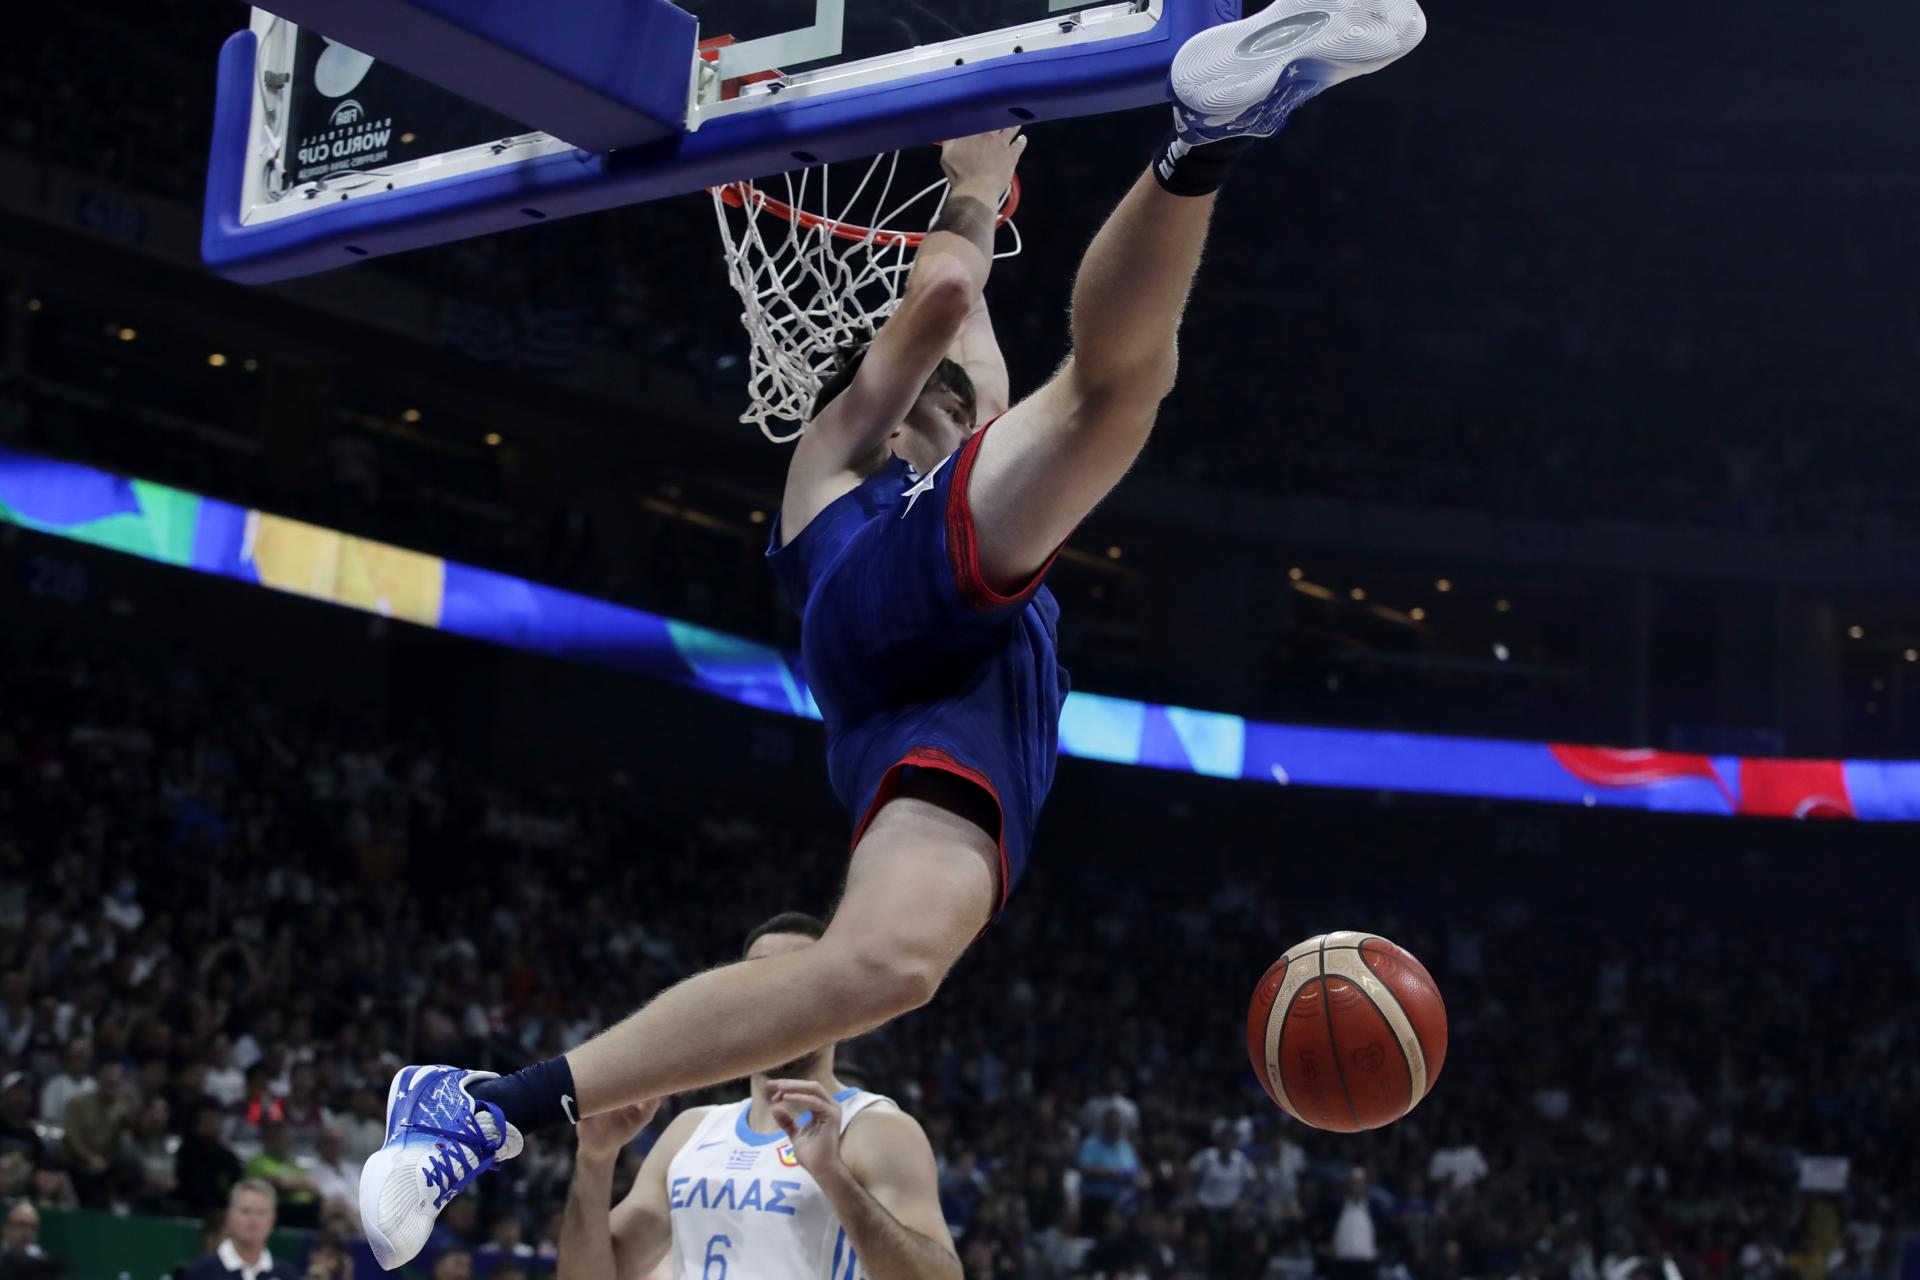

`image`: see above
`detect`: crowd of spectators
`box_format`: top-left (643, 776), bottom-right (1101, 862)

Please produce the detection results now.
top-left (1, 632), bottom-right (1913, 1279)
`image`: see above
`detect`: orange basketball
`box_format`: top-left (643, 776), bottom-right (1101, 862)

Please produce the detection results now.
top-left (1246, 931), bottom-right (1447, 1132)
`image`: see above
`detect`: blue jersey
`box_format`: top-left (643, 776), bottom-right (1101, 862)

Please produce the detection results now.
top-left (767, 425), bottom-right (1068, 906)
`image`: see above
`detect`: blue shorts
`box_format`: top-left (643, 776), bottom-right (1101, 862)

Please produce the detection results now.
top-left (769, 425), bottom-right (1070, 909)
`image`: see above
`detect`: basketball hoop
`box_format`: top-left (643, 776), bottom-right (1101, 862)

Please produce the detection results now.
top-left (709, 154), bottom-right (1022, 441)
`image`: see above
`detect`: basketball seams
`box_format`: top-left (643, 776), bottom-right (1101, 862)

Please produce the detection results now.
top-left (1315, 934), bottom-right (1364, 1131)
top-left (1261, 955), bottom-right (1316, 1125)
top-left (1321, 948), bottom-right (1423, 1113)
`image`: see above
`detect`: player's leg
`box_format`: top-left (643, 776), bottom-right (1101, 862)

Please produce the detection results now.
top-left (360, 776), bottom-right (994, 1269)
top-left (564, 772), bottom-right (998, 1106)
top-left (966, 0), bottom-right (1427, 589)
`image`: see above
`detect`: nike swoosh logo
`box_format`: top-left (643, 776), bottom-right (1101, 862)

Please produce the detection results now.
top-left (696, 1140), bottom-right (726, 1149)
top-left (561, 1094), bottom-right (579, 1126)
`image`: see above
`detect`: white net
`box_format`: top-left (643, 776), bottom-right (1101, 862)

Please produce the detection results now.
top-left (710, 153), bottom-right (1022, 442)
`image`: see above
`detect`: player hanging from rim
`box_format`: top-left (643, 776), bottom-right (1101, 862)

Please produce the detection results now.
top-left (361, 0), bottom-right (1428, 1266)
top-left (555, 914), bottom-right (955, 1280)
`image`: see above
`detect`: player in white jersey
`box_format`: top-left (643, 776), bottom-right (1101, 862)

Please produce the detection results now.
top-left (555, 914), bottom-right (957, 1280)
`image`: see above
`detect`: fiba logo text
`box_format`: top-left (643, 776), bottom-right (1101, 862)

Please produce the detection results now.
top-left (296, 106), bottom-right (395, 173)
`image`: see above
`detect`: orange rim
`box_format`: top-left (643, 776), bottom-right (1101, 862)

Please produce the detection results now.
top-left (714, 174), bottom-right (1022, 248)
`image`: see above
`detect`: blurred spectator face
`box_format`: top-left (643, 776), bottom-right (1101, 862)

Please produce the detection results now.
top-left (61, 1040), bottom-right (91, 1078)
top-left (140, 1023), bottom-right (175, 1060)
top-left (28, 1166), bottom-right (67, 1202)
top-left (0, 1152), bottom-right (29, 1198)
top-left (443, 1196), bottom-right (478, 1238)
top-left (1101, 1110), bottom-right (1124, 1143)
top-left (317, 1128), bottom-right (343, 1164)
top-left (94, 1018), bottom-right (128, 1061)
top-left (138, 1097), bottom-right (169, 1136)
top-left (432, 1248), bottom-right (473, 1280)
top-left (3, 1201), bottom-right (38, 1253)
top-left (228, 1187), bottom-right (275, 1249)
top-left (320, 1201), bottom-right (357, 1238)
top-left (95, 1061), bottom-right (126, 1096)
top-left (307, 1237), bottom-right (347, 1277)
top-left (262, 1123), bottom-right (291, 1157)
top-left (0, 1078), bottom-right (29, 1124)
top-left (1348, 1167), bottom-right (1369, 1201)
top-left (491, 1216), bottom-right (522, 1248)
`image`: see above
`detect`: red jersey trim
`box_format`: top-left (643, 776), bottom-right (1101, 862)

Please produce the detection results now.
top-left (946, 419), bottom-right (1062, 613)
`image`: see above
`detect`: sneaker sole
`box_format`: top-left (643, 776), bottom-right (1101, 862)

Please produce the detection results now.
top-left (359, 1139), bottom-right (407, 1270)
top-left (1171, 0), bottom-right (1426, 134)
top-left (362, 1065), bottom-right (427, 1271)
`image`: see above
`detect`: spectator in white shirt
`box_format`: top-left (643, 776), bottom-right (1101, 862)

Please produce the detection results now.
top-left (325, 1087), bottom-right (386, 1168)
top-left (1079, 1067), bottom-right (1142, 1139)
top-left (1326, 1166), bottom-right (1380, 1280)
top-left (38, 1039), bottom-right (93, 1125)
top-left (1428, 1126), bottom-right (1490, 1192)
top-left (1189, 1125), bottom-right (1256, 1214)
top-left (298, 1128), bottom-right (360, 1230)
top-left (202, 1037), bottom-right (245, 1109)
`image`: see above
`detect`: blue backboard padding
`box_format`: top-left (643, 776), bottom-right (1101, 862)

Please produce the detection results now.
top-left (254, 0), bottom-right (695, 151)
top-left (203, 0), bottom-right (1240, 283)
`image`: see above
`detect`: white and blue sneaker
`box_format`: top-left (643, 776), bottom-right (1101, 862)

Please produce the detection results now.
top-left (359, 1066), bottom-right (524, 1271)
top-left (1170, 0), bottom-right (1428, 144)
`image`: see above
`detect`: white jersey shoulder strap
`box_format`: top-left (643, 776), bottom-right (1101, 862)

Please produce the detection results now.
top-left (838, 1089), bottom-right (894, 1132)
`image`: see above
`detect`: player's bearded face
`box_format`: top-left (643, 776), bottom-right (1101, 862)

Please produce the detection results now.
top-left (766, 1047), bottom-right (827, 1080)
top-left (891, 388), bottom-right (974, 471)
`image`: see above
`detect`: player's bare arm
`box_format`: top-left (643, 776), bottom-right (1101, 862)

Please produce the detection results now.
top-left (557, 1101), bottom-right (689, 1280)
top-left (945, 292), bottom-right (1011, 425)
top-left (780, 128), bottom-right (1027, 537)
top-left (769, 1078), bottom-right (960, 1280)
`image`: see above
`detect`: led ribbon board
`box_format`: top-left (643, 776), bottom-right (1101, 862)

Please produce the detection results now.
top-left (5, 448), bottom-right (1917, 819)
